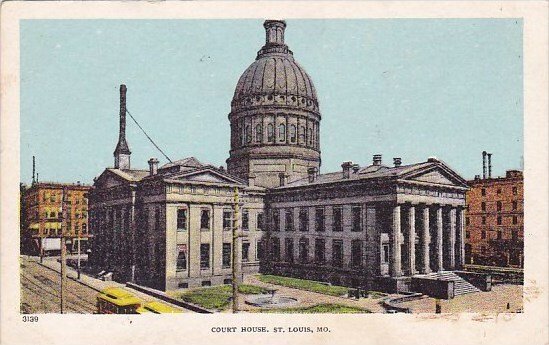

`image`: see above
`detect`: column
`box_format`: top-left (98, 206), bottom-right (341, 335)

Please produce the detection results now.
top-left (449, 208), bottom-right (456, 270)
top-left (408, 205), bottom-right (416, 275)
top-left (421, 206), bottom-right (431, 273)
top-left (365, 206), bottom-right (379, 278)
top-left (390, 205), bottom-right (402, 277)
top-left (457, 207), bottom-right (465, 269)
top-left (436, 206), bottom-right (443, 272)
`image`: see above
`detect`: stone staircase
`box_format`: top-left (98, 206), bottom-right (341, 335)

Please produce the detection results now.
top-left (418, 271), bottom-right (481, 296)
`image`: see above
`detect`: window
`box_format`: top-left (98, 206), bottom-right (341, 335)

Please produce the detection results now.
top-left (177, 209), bottom-right (187, 231)
top-left (513, 216), bottom-right (518, 224)
top-left (314, 238), bottom-right (325, 263)
top-left (272, 210), bottom-right (280, 231)
top-left (332, 240), bottom-right (343, 267)
top-left (512, 187), bottom-right (518, 195)
top-left (202, 281), bottom-right (211, 287)
top-left (315, 208), bottom-right (325, 232)
top-left (299, 208), bottom-right (308, 232)
top-left (497, 188), bottom-right (502, 195)
top-left (307, 128), bottom-right (313, 145)
top-left (245, 125), bottom-right (251, 143)
top-left (176, 244), bottom-right (187, 270)
top-left (382, 244), bottom-right (389, 263)
top-left (271, 237), bottom-right (281, 261)
top-left (285, 238), bottom-right (294, 263)
top-left (497, 216), bottom-right (502, 225)
top-left (299, 126), bottom-right (305, 143)
top-left (290, 124), bottom-right (297, 143)
top-left (352, 206), bottom-right (362, 232)
top-left (222, 243), bottom-right (231, 268)
top-left (82, 223), bottom-right (87, 234)
top-left (257, 240), bottom-right (264, 260)
top-left (466, 217), bottom-right (470, 226)
top-left (497, 201), bottom-right (502, 211)
top-left (481, 230), bottom-right (486, 239)
top-left (298, 238), bottom-right (309, 263)
top-left (481, 188), bottom-right (486, 196)
top-left (465, 231), bottom-right (470, 239)
top-left (333, 206), bottom-right (343, 232)
top-left (481, 202), bottom-right (486, 211)
top-left (482, 217), bottom-right (486, 225)
top-left (223, 210), bottom-right (233, 231)
top-left (512, 230), bottom-right (518, 241)
top-left (278, 124), bottom-right (286, 142)
top-left (285, 210), bottom-right (294, 232)
top-left (257, 213), bottom-right (264, 231)
top-left (200, 244), bottom-right (210, 269)
top-left (267, 124), bottom-right (274, 142)
top-left (351, 240), bottom-right (363, 268)
top-left (200, 210), bottom-right (210, 230)
top-left (223, 279), bottom-right (232, 285)
top-left (178, 282), bottom-right (189, 288)
top-left (497, 231), bottom-right (502, 240)
top-left (242, 210), bottom-right (249, 231)
top-left (242, 242), bottom-right (250, 262)
top-left (255, 124), bottom-right (262, 142)
top-left (480, 246), bottom-right (486, 255)
top-left (512, 201), bottom-right (518, 210)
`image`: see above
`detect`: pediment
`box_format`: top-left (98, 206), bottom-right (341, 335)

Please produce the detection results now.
top-left (411, 170), bottom-right (456, 185)
top-left (400, 165), bottom-right (467, 188)
top-left (94, 169), bottom-right (131, 188)
top-left (168, 169), bottom-right (244, 185)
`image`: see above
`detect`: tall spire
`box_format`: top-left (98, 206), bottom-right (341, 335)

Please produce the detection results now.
top-left (114, 84), bottom-right (131, 169)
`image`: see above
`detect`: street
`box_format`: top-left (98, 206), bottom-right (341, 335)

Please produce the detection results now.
top-left (20, 257), bottom-right (97, 314)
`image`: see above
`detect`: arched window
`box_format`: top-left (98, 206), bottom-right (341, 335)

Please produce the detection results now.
top-left (245, 125), bottom-right (252, 143)
top-left (267, 124), bottom-right (274, 142)
top-left (290, 125), bottom-right (297, 143)
top-left (278, 124), bottom-right (286, 142)
top-left (308, 128), bottom-right (313, 146)
top-left (255, 124), bottom-right (262, 143)
top-left (299, 126), bottom-right (305, 144)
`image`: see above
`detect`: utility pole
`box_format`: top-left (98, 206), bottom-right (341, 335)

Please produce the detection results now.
top-left (232, 187), bottom-right (240, 313)
top-left (59, 187), bottom-right (68, 314)
top-left (77, 233), bottom-right (81, 280)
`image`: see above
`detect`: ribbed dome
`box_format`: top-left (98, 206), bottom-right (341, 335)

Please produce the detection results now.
top-left (231, 20), bottom-right (319, 114)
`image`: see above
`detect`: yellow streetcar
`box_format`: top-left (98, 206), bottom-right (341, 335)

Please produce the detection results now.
top-left (136, 301), bottom-right (183, 314)
top-left (96, 287), bottom-right (142, 314)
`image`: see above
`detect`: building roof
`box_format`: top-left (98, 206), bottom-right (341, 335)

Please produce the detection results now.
top-left (106, 168), bottom-right (149, 182)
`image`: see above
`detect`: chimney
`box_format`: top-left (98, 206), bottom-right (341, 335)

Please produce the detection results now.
top-left (373, 154), bottom-right (382, 166)
top-left (278, 172), bottom-right (288, 187)
top-left (148, 158), bottom-right (159, 176)
top-left (32, 156), bottom-right (36, 184)
top-left (487, 153), bottom-right (492, 179)
top-left (474, 174), bottom-right (481, 180)
top-left (77, 181), bottom-right (81, 186)
top-left (308, 167), bottom-right (318, 183)
top-left (352, 164), bottom-right (360, 174)
top-left (114, 84), bottom-right (131, 170)
top-left (482, 151), bottom-right (487, 179)
top-left (393, 157), bottom-right (402, 167)
top-left (342, 161), bottom-right (353, 179)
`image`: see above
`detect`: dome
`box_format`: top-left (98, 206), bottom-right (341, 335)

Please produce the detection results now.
top-left (231, 20), bottom-right (319, 114)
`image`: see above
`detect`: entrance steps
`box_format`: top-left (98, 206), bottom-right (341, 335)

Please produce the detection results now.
top-left (415, 271), bottom-right (480, 296)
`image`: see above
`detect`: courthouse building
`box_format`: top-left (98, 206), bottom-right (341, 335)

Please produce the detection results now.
top-left (90, 20), bottom-right (470, 292)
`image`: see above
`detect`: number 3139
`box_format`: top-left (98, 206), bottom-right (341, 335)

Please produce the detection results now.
top-left (22, 316), bottom-right (38, 322)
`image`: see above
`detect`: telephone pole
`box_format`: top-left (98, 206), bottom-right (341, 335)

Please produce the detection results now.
top-left (59, 187), bottom-right (68, 314)
top-left (232, 187), bottom-right (240, 313)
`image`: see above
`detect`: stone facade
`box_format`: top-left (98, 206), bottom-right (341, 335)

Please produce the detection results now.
top-left (465, 170), bottom-right (524, 267)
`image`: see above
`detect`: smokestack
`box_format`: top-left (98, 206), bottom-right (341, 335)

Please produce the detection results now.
top-left (32, 156), bottom-right (36, 184)
top-left (482, 151), bottom-right (487, 179)
top-left (373, 154), bottom-right (382, 166)
top-left (352, 164), bottom-right (360, 174)
top-left (487, 153), bottom-right (492, 179)
top-left (393, 157), bottom-right (402, 167)
top-left (148, 158), bottom-right (159, 176)
top-left (114, 84), bottom-right (131, 169)
top-left (342, 161), bottom-right (353, 179)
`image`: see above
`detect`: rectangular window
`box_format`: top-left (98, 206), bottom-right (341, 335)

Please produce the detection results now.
top-left (299, 238), bottom-right (309, 263)
top-left (315, 208), bottom-right (325, 232)
top-left (497, 231), bottom-right (502, 240)
top-left (481, 202), bottom-right (486, 211)
top-left (242, 210), bottom-right (249, 231)
top-left (222, 243), bottom-right (231, 268)
top-left (512, 201), bottom-right (518, 210)
top-left (466, 217), bottom-right (470, 226)
top-left (314, 238), bottom-right (325, 263)
top-left (176, 244), bottom-right (187, 270)
top-left (177, 209), bottom-right (187, 231)
top-left (200, 210), bottom-right (210, 230)
top-left (333, 206), bottom-right (343, 232)
top-left (497, 216), bottom-right (502, 225)
top-left (272, 210), bottom-right (280, 232)
top-left (200, 244), bottom-right (210, 269)
top-left (512, 231), bottom-right (518, 241)
top-left (257, 213), bottom-right (264, 231)
top-left (481, 188), bottom-right (486, 196)
top-left (351, 206), bottom-right (362, 232)
top-left (482, 217), bottom-right (486, 225)
top-left (223, 210), bottom-right (232, 231)
top-left (382, 244), bottom-right (389, 263)
top-left (497, 188), bottom-right (502, 195)
top-left (271, 237), bottom-right (281, 261)
top-left (285, 210), bottom-right (294, 232)
top-left (481, 246), bottom-right (486, 254)
top-left (512, 187), bottom-right (518, 195)
top-left (332, 240), bottom-right (343, 267)
top-left (299, 208), bottom-right (308, 232)
top-left (465, 231), bottom-right (470, 239)
top-left (242, 242), bottom-right (250, 262)
top-left (481, 230), bottom-right (486, 239)
top-left (351, 240), bottom-right (363, 268)
top-left (285, 238), bottom-right (294, 263)
top-left (497, 201), bottom-right (502, 211)
top-left (513, 216), bottom-right (518, 224)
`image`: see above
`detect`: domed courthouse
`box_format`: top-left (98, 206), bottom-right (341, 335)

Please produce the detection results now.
top-left (90, 21), bottom-right (470, 295)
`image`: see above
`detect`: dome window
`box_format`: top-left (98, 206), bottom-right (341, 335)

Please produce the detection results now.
top-left (301, 98), bottom-right (305, 104)
top-left (290, 125), bottom-right (297, 143)
top-left (299, 126), bottom-right (305, 144)
top-left (245, 125), bottom-right (252, 143)
top-left (291, 96), bottom-right (296, 102)
top-left (268, 95), bottom-right (273, 101)
top-left (308, 128), bottom-right (313, 146)
top-left (255, 124), bottom-right (263, 143)
top-left (267, 124), bottom-right (274, 142)
top-left (278, 124), bottom-right (286, 142)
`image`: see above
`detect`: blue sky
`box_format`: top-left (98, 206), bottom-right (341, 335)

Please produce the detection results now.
top-left (20, 19), bottom-right (523, 184)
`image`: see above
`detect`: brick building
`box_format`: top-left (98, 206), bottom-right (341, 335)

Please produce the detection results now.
top-left (465, 170), bottom-right (524, 267)
top-left (21, 182), bottom-right (91, 254)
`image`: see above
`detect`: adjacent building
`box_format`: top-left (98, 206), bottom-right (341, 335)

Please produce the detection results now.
top-left (21, 181), bottom-right (91, 254)
top-left (90, 20), bottom-right (469, 293)
top-left (465, 167), bottom-right (524, 267)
